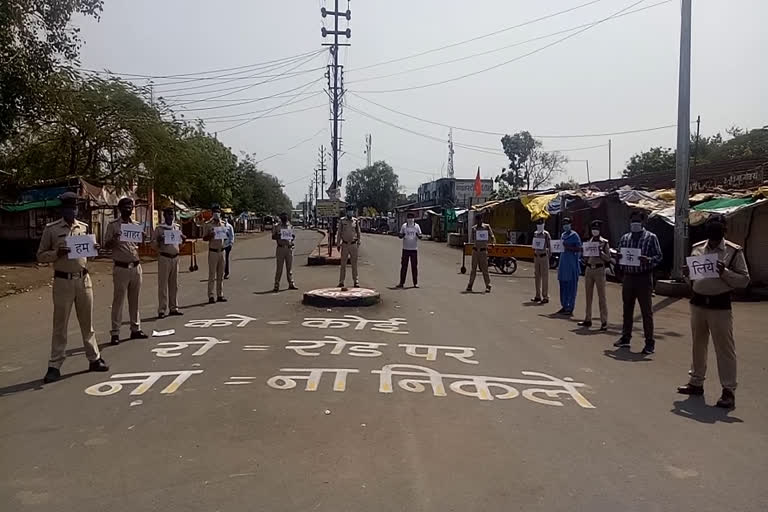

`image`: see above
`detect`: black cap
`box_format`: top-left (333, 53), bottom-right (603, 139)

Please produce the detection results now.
top-left (562, 217), bottom-right (572, 223)
top-left (59, 192), bottom-right (78, 207)
top-left (590, 219), bottom-right (603, 228)
top-left (706, 214), bottom-right (726, 225)
top-left (118, 197), bottom-right (134, 207)
top-left (162, 206), bottom-right (174, 213)
top-left (211, 204), bottom-right (221, 212)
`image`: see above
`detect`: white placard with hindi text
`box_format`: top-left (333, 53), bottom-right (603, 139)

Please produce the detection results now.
top-left (120, 224), bottom-right (143, 243)
top-left (164, 229), bottom-right (183, 246)
top-left (404, 228), bottom-right (418, 239)
top-left (550, 239), bottom-right (563, 253)
top-left (66, 234), bottom-right (98, 259)
top-left (582, 241), bottom-right (600, 258)
top-left (280, 228), bottom-right (294, 241)
top-left (686, 253), bottom-right (719, 280)
top-left (475, 229), bottom-right (489, 242)
top-left (214, 227), bottom-right (227, 240)
top-left (620, 247), bottom-right (642, 267)
top-left (532, 237), bottom-right (546, 251)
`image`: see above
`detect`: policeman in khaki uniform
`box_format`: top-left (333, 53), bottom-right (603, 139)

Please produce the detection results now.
top-left (37, 193), bottom-right (108, 383)
top-left (152, 207), bottom-right (185, 318)
top-left (678, 214), bottom-right (749, 409)
top-left (273, 212), bottom-right (297, 292)
top-left (578, 220), bottom-right (611, 330)
top-left (104, 197), bottom-right (147, 345)
top-left (466, 213), bottom-right (496, 293)
top-left (531, 218), bottom-right (552, 304)
top-left (337, 205), bottom-right (362, 289)
top-left (202, 204), bottom-right (227, 304)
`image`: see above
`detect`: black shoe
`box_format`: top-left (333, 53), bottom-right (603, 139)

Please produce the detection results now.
top-left (43, 367), bottom-right (61, 383)
top-left (716, 389), bottom-right (735, 409)
top-left (217, 296), bottom-right (227, 302)
top-left (613, 338), bottom-right (630, 348)
top-left (169, 310), bottom-right (184, 316)
top-left (532, 297), bottom-right (541, 303)
top-left (413, 284), bottom-right (419, 288)
top-left (563, 310), bottom-right (573, 317)
top-left (486, 286), bottom-right (492, 293)
top-left (353, 282), bottom-right (360, 288)
top-left (641, 345), bottom-right (655, 355)
top-left (600, 322), bottom-right (608, 331)
top-left (288, 284), bottom-right (298, 290)
top-left (208, 297), bottom-right (215, 304)
top-left (110, 335), bottom-right (120, 346)
top-left (556, 308), bottom-right (567, 314)
top-left (273, 285), bottom-right (280, 292)
top-left (130, 330), bottom-right (149, 340)
top-left (337, 283), bottom-right (345, 289)
top-left (541, 298), bottom-right (549, 304)
top-left (677, 384), bottom-right (704, 396)
top-left (89, 358), bottom-right (109, 372)
top-left (395, 283), bottom-right (404, 288)
top-left (224, 274), bottom-right (230, 280)
top-left (465, 287), bottom-right (472, 293)
top-left (578, 320), bottom-right (592, 327)
top-left (158, 312), bottom-right (166, 319)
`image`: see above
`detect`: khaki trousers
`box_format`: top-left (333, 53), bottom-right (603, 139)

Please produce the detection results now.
top-left (275, 246), bottom-right (295, 286)
top-left (468, 249), bottom-right (491, 289)
top-left (158, 254), bottom-right (179, 314)
top-left (50, 274), bottom-right (100, 369)
top-left (339, 243), bottom-right (359, 285)
top-left (208, 250), bottom-right (225, 298)
top-left (688, 304), bottom-right (737, 391)
top-left (534, 254), bottom-right (549, 299)
top-left (584, 267), bottom-right (608, 323)
top-left (111, 265), bottom-right (142, 336)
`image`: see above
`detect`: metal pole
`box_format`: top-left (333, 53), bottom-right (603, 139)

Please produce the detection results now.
top-left (586, 160), bottom-right (590, 184)
top-left (608, 139), bottom-right (612, 180)
top-left (672, 0), bottom-right (692, 281)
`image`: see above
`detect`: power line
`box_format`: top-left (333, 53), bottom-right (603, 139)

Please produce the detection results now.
top-left (354, 0), bottom-right (650, 94)
top-left (348, 0), bottom-right (672, 85)
top-left (171, 77), bottom-right (325, 112)
top-left (154, 67), bottom-right (325, 95)
top-left (347, 0), bottom-right (605, 73)
top-left (255, 128), bottom-right (328, 164)
top-left (196, 103), bottom-right (326, 124)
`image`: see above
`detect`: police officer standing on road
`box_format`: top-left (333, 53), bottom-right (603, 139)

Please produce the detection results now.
top-left (37, 192), bottom-right (108, 383)
top-left (152, 207), bottom-right (185, 318)
top-left (466, 213), bottom-right (496, 293)
top-left (202, 204), bottom-right (227, 304)
top-left (677, 214), bottom-right (749, 409)
top-left (579, 220), bottom-right (611, 330)
top-left (273, 212), bottom-right (298, 292)
top-left (104, 197), bottom-right (148, 345)
top-left (337, 205), bottom-right (362, 289)
top-left (531, 217), bottom-right (551, 304)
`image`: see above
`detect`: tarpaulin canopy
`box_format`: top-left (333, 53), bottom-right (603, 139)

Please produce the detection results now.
top-left (0, 199), bottom-right (61, 212)
top-left (521, 193), bottom-right (558, 220)
top-left (693, 197), bottom-right (755, 212)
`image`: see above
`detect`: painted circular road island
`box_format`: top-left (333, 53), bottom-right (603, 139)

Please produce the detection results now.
top-left (302, 287), bottom-right (381, 307)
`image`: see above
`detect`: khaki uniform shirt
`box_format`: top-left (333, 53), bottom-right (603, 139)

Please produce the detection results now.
top-left (105, 218), bottom-right (141, 263)
top-left (37, 218), bottom-right (90, 272)
top-left (471, 223), bottom-right (496, 250)
top-left (273, 222), bottom-right (295, 248)
top-left (337, 217), bottom-right (361, 245)
top-left (533, 230), bottom-right (552, 257)
top-left (585, 236), bottom-right (611, 266)
top-left (203, 219), bottom-right (226, 250)
top-left (689, 239), bottom-right (750, 295)
top-left (152, 222), bottom-right (182, 256)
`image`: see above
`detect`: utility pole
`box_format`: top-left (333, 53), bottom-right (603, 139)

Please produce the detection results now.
top-left (364, 134), bottom-right (372, 167)
top-left (317, 145), bottom-right (326, 200)
top-left (447, 128), bottom-right (455, 179)
top-left (608, 139), bottom-right (612, 180)
top-left (692, 115), bottom-right (701, 169)
top-left (672, 0), bottom-right (692, 281)
top-left (321, 0), bottom-right (351, 245)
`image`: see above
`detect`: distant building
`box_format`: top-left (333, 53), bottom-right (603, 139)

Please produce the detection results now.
top-left (417, 177), bottom-right (493, 208)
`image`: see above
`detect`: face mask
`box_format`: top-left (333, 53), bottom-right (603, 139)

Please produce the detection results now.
top-left (630, 222), bottom-right (642, 233)
top-left (407, 219), bottom-right (414, 225)
top-left (536, 224), bottom-right (544, 233)
top-left (591, 229), bottom-right (600, 237)
top-left (62, 207), bottom-right (77, 223)
top-left (346, 211), bottom-right (353, 218)
top-left (212, 212), bottom-right (220, 221)
top-left (562, 224), bottom-right (571, 232)
top-left (164, 216), bottom-right (174, 226)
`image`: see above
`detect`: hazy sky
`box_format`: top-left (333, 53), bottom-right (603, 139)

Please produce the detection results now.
top-left (76, 0), bottom-right (767, 204)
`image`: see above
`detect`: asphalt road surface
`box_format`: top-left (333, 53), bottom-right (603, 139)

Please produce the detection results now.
top-left (1, 230), bottom-right (767, 512)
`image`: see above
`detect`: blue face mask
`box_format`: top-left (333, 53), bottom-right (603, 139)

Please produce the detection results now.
top-left (562, 224), bottom-right (571, 232)
top-left (630, 222), bottom-right (642, 233)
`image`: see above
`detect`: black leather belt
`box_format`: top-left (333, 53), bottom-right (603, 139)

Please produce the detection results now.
top-left (587, 263), bottom-right (604, 269)
top-left (691, 291), bottom-right (732, 310)
top-left (342, 241), bottom-right (358, 245)
top-left (209, 248), bottom-right (223, 253)
top-left (54, 269), bottom-right (88, 279)
top-left (114, 261), bottom-right (140, 269)
top-left (160, 252), bottom-right (178, 259)
top-left (478, 248), bottom-right (488, 252)
top-left (536, 253), bottom-right (549, 258)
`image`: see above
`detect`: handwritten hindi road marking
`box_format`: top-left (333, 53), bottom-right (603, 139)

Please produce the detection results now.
top-left (225, 377), bottom-right (257, 385)
top-left (686, 253), bottom-right (719, 280)
top-left (286, 336), bottom-right (387, 357)
top-left (151, 337), bottom-right (229, 358)
top-left (302, 315), bottom-right (408, 335)
top-left (85, 370), bottom-right (202, 397)
top-left (267, 368), bottom-right (360, 392)
top-left (398, 344), bottom-right (479, 365)
top-left (243, 345), bottom-right (270, 352)
top-left (267, 321), bottom-right (290, 325)
top-left (185, 314), bottom-right (257, 329)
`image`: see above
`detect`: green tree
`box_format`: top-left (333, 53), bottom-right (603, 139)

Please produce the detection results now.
top-left (554, 178), bottom-right (580, 191)
top-left (1, 0), bottom-right (104, 142)
top-left (231, 154), bottom-right (292, 214)
top-left (623, 146), bottom-right (676, 177)
top-left (344, 161), bottom-right (400, 213)
top-left (497, 131), bottom-right (567, 191)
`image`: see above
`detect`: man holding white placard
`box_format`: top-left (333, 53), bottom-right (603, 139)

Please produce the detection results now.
top-left (37, 192), bottom-right (108, 383)
top-left (465, 213), bottom-right (495, 293)
top-left (614, 211), bottom-right (662, 355)
top-left (272, 212), bottom-right (297, 291)
top-left (531, 218), bottom-right (551, 304)
top-left (104, 197), bottom-right (147, 345)
top-left (152, 207), bottom-right (185, 318)
top-left (396, 212), bottom-right (422, 288)
top-left (202, 204), bottom-right (227, 303)
top-left (677, 214), bottom-right (749, 409)
top-left (578, 220), bottom-right (611, 330)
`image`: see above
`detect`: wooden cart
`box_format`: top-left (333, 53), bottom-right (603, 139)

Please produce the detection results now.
top-left (460, 243), bottom-right (534, 274)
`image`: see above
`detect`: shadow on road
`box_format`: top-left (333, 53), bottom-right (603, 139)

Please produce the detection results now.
top-left (0, 370), bottom-right (89, 398)
top-left (603, 348), bottom-right (653, 362)
top-left (671, 396), bottom-right (744, 424)
top-left (234, 256), bottom-right (275, 262)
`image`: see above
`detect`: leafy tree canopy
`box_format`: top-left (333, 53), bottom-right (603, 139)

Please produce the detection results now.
top-left (344, 161), bottom-right (400, 214)
top-left (497, 131), bottom-right (567, 192)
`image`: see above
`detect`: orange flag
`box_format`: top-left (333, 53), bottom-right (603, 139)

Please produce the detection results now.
top-left (474, 167), bottom-right (482, 197)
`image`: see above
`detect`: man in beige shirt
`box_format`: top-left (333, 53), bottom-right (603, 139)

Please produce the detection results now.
top-left (202, 204), bottom-right (228, 303)
top-left (336, 205), bottom-right (362, 289)
top-left (273, 212), bottom-right (297, 291)
top-left (578, 220), bottom-right (611, 330)
top-left (677, 214), bottom-right (749, 409)
top-left (531, 218), bottom-right (552, 304)
top-left (104, 197), bottom-right (147, 344)
top-left (37, 192), bottom-right (108, 383)
top-left (466, 213), bottom-right (496, 293)
top-left (152, 207), bottom-right (185, 318)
